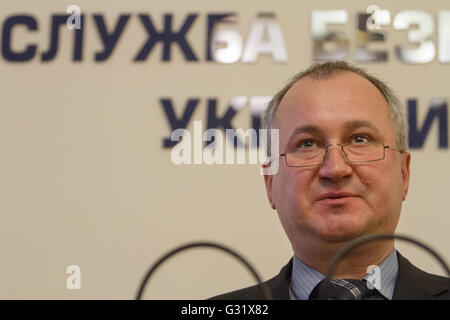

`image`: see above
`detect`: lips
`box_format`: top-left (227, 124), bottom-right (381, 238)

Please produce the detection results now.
top-left (317, 192), bottom-right (359, 201)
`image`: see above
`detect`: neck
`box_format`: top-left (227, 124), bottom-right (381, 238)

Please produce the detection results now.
top-left (293, 238), bottom-right (394, 279)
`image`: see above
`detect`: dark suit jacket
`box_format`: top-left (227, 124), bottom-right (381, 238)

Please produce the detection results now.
top-left (210, 252), bottom-right (449, 300)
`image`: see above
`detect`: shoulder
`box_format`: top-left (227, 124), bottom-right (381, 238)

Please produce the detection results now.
top-left (208, 259), bottom-right (293, 300)
top-left (394, 251), bottom-right (449, 300)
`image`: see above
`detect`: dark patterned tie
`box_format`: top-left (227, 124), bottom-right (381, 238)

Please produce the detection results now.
top-left (308, 279), bottom-right (387, 300)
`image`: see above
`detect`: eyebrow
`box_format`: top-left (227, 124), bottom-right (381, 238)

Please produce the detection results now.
top-left (286, 120), bottom-right (381, 146)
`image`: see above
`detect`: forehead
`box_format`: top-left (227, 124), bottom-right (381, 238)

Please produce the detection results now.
top-left (274, 72), bottom-right (395, 144)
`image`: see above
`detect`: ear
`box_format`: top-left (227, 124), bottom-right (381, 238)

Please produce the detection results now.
top-left (400, 152), bottom-right (411, 201)
top-left (262, 162), bottom-right (277, 209)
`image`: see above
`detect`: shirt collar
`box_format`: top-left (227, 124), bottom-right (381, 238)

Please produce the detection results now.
top-left (290, 249), bottom-right (398, 300)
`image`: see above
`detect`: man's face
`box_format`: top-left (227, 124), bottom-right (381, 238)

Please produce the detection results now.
top-left (264, 72), bottom-right (411, 245)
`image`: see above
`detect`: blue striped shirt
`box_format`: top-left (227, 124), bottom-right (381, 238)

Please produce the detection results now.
top-left (289, 249), bottom-right (398, 300)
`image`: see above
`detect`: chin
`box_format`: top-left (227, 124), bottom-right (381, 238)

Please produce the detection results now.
top-left (317, 230), bottom-right (367, 243)
top-left (313, 218), bottom-right (371, 243)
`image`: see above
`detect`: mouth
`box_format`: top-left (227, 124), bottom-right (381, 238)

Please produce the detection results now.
top-left (316, 192), bottom-right (360, 205)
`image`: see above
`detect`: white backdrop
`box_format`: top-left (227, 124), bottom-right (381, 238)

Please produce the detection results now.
top-left (0, 0), bottom-right (449, 299)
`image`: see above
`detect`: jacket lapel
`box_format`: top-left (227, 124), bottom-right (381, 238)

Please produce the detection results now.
top-left (266, 258), bottom-right (293, 300)
top-left (271, 252), bottom-right (449, 300)
top-left (393, 251), bottom-right (448, 299)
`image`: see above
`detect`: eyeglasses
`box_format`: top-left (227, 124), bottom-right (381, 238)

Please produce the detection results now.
top-left (280, 141), bottom-right (404, 167)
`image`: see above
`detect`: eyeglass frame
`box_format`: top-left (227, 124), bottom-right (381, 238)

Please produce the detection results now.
top-left (279, 143), bottom-right (404, 168)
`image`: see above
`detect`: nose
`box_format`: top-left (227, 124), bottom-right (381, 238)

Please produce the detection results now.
top-left (317, 144), bottom-right (353, 181)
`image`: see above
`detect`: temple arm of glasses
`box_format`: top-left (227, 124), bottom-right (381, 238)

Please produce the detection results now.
top-left (384, 145), bottom-right (404, 153)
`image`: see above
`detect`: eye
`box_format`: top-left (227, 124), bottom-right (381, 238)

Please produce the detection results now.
top-left (297, 139), bottom-right (321, 149)
top-left (349, 134), bottom-right (371, 144)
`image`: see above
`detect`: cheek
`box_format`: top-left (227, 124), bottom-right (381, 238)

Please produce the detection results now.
top-left (273, 169), bottom-right (315, 212)
top-left (358, 166), bottom-right (402, 212)
top-left (359, 173), bottom-right (371, 187)
top-left (272, 170), bottom-right (316, 234)
top-left (359, 169), bottom-right (383, 201)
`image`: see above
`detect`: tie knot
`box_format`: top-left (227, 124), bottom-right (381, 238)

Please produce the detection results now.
top-left (309, 278), bottom-right (385, 300)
